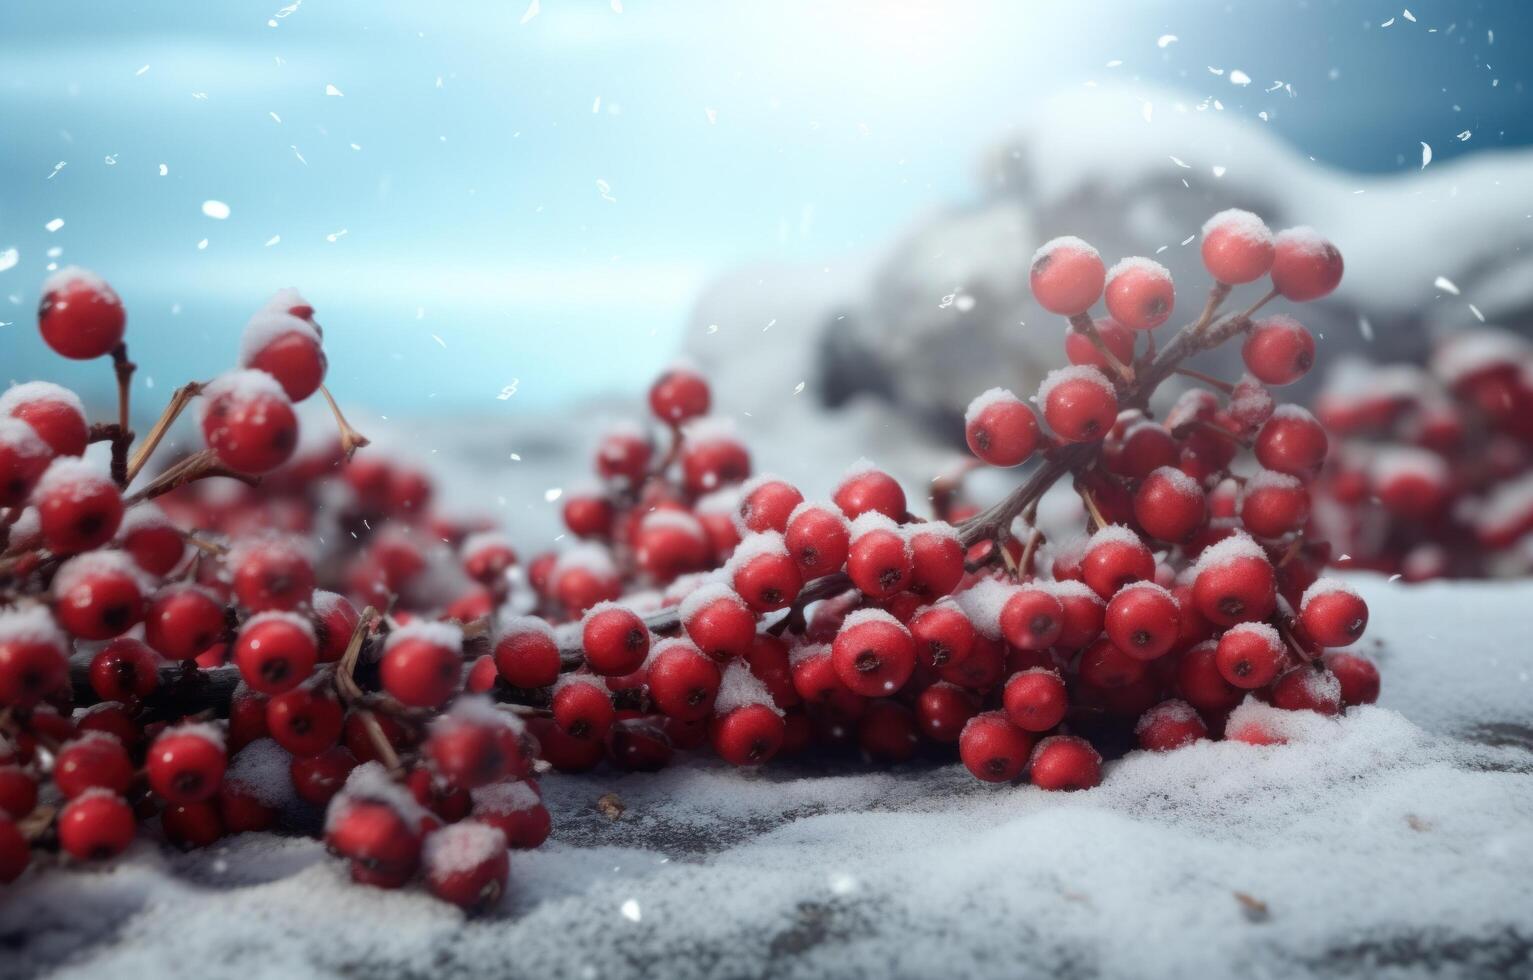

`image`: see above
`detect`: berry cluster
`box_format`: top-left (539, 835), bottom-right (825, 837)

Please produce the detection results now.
top-left (0, 209), bottom-right (1382, 907)
top-left (1310, 328), bottom-right (1533, 579)
top-left (1, 276), bottom-right (544, 911)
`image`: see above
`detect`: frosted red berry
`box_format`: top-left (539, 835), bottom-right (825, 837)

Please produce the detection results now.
top-left (58, 791), bottom-right (136, 861)
top-left (964, 389), bottom-right (1040, 467)
top-left (833, 466), bottom-right (906, 521)
top-left (784, 503), bottom-right (850, 579)
top-left (37, 268), bottom-right (125, 360)
top-left (1, 382), bottom-right (88, 457)
top-left (1030, 237), bottom-right (1105, 316)
top-left (200, 370), bottom-right (299, 475)
top-left (1029, 735), bottom-right (1102, 791)
top-left (53, 733), bottom-right (135, 799)
top-left (381, 625), bottom-right (464, 709)
top-left (234, 613), bottom-right (318, 695)
top-left (1270, 665), bottom-right (1342, 715)
top-left (846, 518), bottom-right (912, 600)
top-left (832, 612), bottom-right (916, 698)
top-left (1133, 466), bottom-right (1207, 543)
top-left (0, 418), bottom-right (51, 509)
top-left (999, 587), bottom-right (1064, 651)
top-left (494, 619), bottom-right (562, 689)
top-left (915, 682), bottom-right (977, 742)
top-left (240, 312), bottom-right (327, 402)
top-left (1078, 637), bottom-right (1147, 689)
top-left (647, 641), bottom-right (722, 721)
top-left (1065, 317), bottom-right (1136, 372)
top-left (1323, 651), bottom-right (1380, 706)
top-left (53, 551), bottom-right (147, 641)
top-left (1040, 367), bottom-right (1118, 443)
top-left (1239, 470), bottom-right (1310, 539)
top-left (1002, 668), bottom-right (1068, 733)
top-left (1081, 527), bottom-right (1155, 600)
top-left (88, 638), bottom-right (160, 702)
top-left (581, 604), bottom-right (650, 676)
top-left (1242, 315), bottom-right (1315, 386)
top-left (1215, 622), bottom-right (1286, 689)
top-left (1270, 227), bottom-right (1343, 302)
top-left (909, 602), bottom-right (976, 669)
top-left (144, 585), bottom-right (226, 661)
top-left (959, 711), bottom-right (1033, 782)
top-left (1200, 209), bottom-right (1275, 285)
top-left (729, 534), bottom-right (803, 613)
top-left (230, 536), bottom-right (316, 612)
top-left (1191, 536), bottom-right (1276, 626)
top-left (1104, 583), bottom-right (1180, 661)
top-left (1135, 699), bottom-right (1207, 752)
top-left (34, 460), bottom-right (124, 555)
top-left (267, 684), bottom-right (345, 756)
top-left (424, 822), bottom-right (510, 912)
top-left (711, 704), bottom-right (785, 766)
top-left (1104, 258), bottom-right (1175, 331)
top-left (551, 677), bottom-right (616, 741)
top-left (738, 477), bottom-right (804, 534)
top-left (0, 610), bottom-right (69, 709)
top-left (1298, 580), bottom-right (1368, 647)
top-left (907, 526), bottom-right (965, 598)
top-left (148, 726), bottom-right (227, 804)
top-left (649, 366), bottom-right (711, 424)
top-left (680, 586), bottom-right (757, 662)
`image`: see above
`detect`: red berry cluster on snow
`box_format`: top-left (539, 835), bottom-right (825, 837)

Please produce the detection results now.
top-left (1, 277), bottom-right (544, 911)
top-left (1309, 327), bottom-right (1533, 579)
top-left (0, 210), bottom-right (1383, 908)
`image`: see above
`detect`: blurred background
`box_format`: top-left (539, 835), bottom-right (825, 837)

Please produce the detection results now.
top-left (2, 0), bottom-right (1530, 533)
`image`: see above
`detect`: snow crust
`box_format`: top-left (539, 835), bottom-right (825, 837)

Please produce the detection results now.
top-left (963, 387), bottom-right (1022, 427)
top-left (1105, 255), bottom-right (1171, 283)
top-left (0, 381), bottom-right (85, 420)
top-left (1201, 208), bottom-right (1273, 246)
top-left (383, 620), bottom-right (462, 652)
top-left (1036, 364), bottom-right (1115, 405)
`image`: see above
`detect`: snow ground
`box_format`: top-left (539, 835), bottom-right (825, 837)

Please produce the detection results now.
top-left (2, 574), bottom-right (1530, 980)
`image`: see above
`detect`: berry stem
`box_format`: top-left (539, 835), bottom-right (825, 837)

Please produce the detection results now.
top-left (1079, 487), bottom-right (1108, 531)
top-left (318, 384), bottom-right (371, 461)
top-left (1068, 313), bottom-right (1135, 383)
top-left (123, 449), bottom-right (260, 506)
top-left (124, 381), bottom-right (205, 486)
top-left (1172, 367), bottom-right (1236, 394)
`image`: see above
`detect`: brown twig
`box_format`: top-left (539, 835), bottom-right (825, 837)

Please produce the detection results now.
top-left (1173, 367), bottom-right (1236, 394)
top-left (1068, 313), bottom-right (1134, 383)
top-left (123, 449), bottom-right (260, 506)
top-left (125, 381), bottom-right (204, 486)
top-left (319, 384), bottom-right (371, 461)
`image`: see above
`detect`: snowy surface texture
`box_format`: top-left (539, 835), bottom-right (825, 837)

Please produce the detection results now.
top-left (3, 573), bottom-right (1531, 980)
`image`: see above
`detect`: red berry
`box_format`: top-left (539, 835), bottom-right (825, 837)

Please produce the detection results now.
top-left (594, 424), bottom-right (651, 486)
top-left (959, 711), bottom-right (1033, 782)
top-left (37, 268), bottom-right (126, 360)
top-left (833, 465), bottom-right (906, 521)
top-left (1040, 367), bottom-right (1118, 443)
top-left (1030, 237), bottom-right (1105, 316)
top-left (426, 701), bottom-right (526, 787)
top-left (117, 504), bottom-right (185, 576)
top-left (1104, 257), bottom-right (1174, 331)
top-left (742, 634), bottom-right (799, 710)
top-left (58, 791), bottom-right (136, 861)
top-left (737, 476), bottom-right (804, 534)
top-left (312, 591), bottom-right (361, 662)
top-left (380, 623), bottom-right (464, 708)
top-left (907, 526), bottom-right (965, 598)
top-left (1133, 466), bottom-right (1207, 543)
top-left (240, 312), bottom-right (327, 402)
top-left (1135, 699), bottom-right (1207, 751)
top-left (34, 459), bottom-right (124, 555)
top-left (53, 732), bottom-right (134, 799)
top-left (1270, 666), bottom-right (1342, 715)
top-left (1200, 209), bottom-right (1275, 285)
top-left (1298, 580), bottom-right (1368, 647)
top-left (711, 703), bottom-right (785, 766)
top-left (909, 601), bottom-right (976, 669)
top-left (634, 510), bottom-right (710, 583)
top-left (1239, 470), bottom-right (1310, 538)
top-left (1078, 636), bottom-right (1147, 689)
top-left (0, 607), bottom-right (69, 708)
top-left (1176, 640), bottom-right (1243, 713)
top-left (234, 612), bottom-right (318, 695)
top-left (858, 700), bottom-right (919, 763)
top-left (53, 550), bottom-right (147, 641)
top-left (915, 682), bottom-right (977, 742)
top-left (1104, 582), bottom-right (1180, 661)
top-left (831, 611), bottom-right (916, 698)
top-left (147, 725), bottom-right (227, 804)
top-left (729, 533), bottom-right (803, 613)
top-left (784, 503), bottom-right (850, 579)
top-left (552, 676), bottom-right (617, 740)
top-left (1270, 227), bottom-right (1343, 302)
top-left (680, 584), bottom-right (757, 662)
top-left (999, 587), bottom-right (1064, 651)
top-left (1108, 419), bottom-right (1177, 479)
top-left (267, 683), bottom-right (345, 756)
top-left (0, 766), bottom-right (38, 819)
top-left (494, 617), bottom-right (562, 688)
top-left (1066, 317), bottom-right (1136, 372)
top-left (647, 640), bottom-right (721, 721)
top-left (1029, 735), bottom-right (1102, 791)
top-left (461, 532), bottom-right (518, 585)
top-left (939, 634), bottom-right (1007, 691)
top-left (161, 801), bottom-right (225, 849)
top-left (1215, 621), bottom-right (1286, 689)
top-left (680, 421), bottom-right (751, 495)
top-left (965, 389), bottom-right (1040, 467)
top-left (1081, 526), bottom-right (1155, 600)
top-left (649, 366), bottom-right (711, 424)
top-left (846, 515), bottom-right (912, 600)
top-left (200, 370), bottom-right (299, 475)
top-left (1002, 668), bottom-right (1068, 732)
top-left (229, 535), bottom-right (316, 612)
top-left (88, 638), bottom-right (159, 702)
top-left (0, 418), bottom-right (51, 509)
top-left (424, 822), bottom-right (509, 912)
top-left (1228, 374), bottom-right (1276, 432)
top-left (290, 747), bottom-right (357, 806)
top-left (144, 584), bottom-right (226, 661)
top-left (1323, 651), bottom-right (1380, 706)
top-left (1191, 534), bottom-right (1276, 626)
top-left (580, 603), bottom-right (650, 676)
top-left (1050, 580), bottom-right (1107, 649)
top-left (1242, 315), bottom-right (1315, 386)
top-left (0, 382), bottom-right (88, 457)
top-left (470, 781), bottom-right (551, 848)
top-left (326, 788), bottom-right (424, 884)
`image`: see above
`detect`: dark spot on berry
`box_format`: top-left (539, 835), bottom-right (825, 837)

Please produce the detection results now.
top-left (569, 720), bottom-right (590, 739)
top-left (101, 604), bottom-right (132, 631)
top-left (261, 658), bottom-right (291, 683)
top-left (974, 428), bottom-right (991, 452)
top-left (928, 642), bottom-right (951, 666)
top-left (984, 756), bottom-right (1010, 776)
top-left (76, 512), bottom-right (104, 539)
top-left (625, 628), bottom-right (645, 650)
top-left (1219, 596), bottom-right (1245, 617)
top-left (878, 567), bottom-right (903, 590)
top-left (1346, 617), bottom-right (1364, 637)
top-left (1030, 614), bottom-right (1055, 637)
top-left (1295, 350), bottom-right (1313, 372)
top-left (854, 650), bottom-right (880, 673)
top-left (687, 687), bottom-right (706, 706)
top-left (1233, 660), bottom-right (1252, 677)
top-left (761, 587), bottom-right (783, 605)
top-left (1132, 629), bottom-right (1151, 647)
top-left (746, 739), bottom-right (769, 762)
top-left (290, 716), bottom-right (312, 734)
top-left (173, 771), bottom-right (204, 795)
top-left (1145, 297), bottom-right (1168, 318)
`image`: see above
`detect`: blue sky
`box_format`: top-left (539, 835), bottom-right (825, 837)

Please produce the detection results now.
top-left (0, 0), bottom-right (1526, 417)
